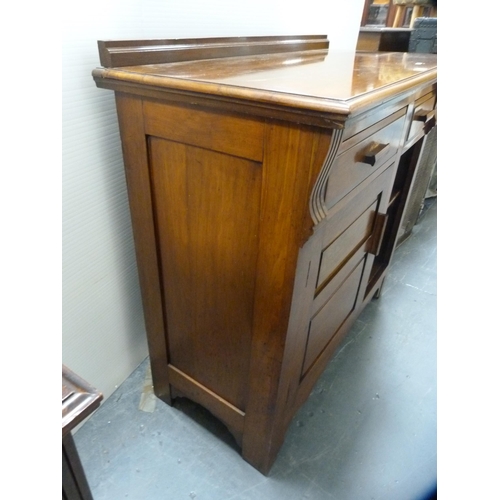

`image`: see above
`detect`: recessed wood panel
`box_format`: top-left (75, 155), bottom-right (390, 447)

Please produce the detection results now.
top-left (317, 200), bottom-right (377, 291)
top-left (302, 257), bottom-right (365, 377)
top-left (149, 137), bottom-right (262, 411)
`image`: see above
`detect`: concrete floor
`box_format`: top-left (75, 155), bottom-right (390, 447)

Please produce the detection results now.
top-left (74, 199), bottom-right (437, 500)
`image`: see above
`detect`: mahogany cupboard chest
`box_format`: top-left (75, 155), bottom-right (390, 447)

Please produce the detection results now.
top-left (92, 35), bottom-right (437, 474)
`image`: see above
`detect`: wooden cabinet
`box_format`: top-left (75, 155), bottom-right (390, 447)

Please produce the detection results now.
top-left (92, 35), bottom-right (437, 475)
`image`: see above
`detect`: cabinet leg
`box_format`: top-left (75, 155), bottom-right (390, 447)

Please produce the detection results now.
top-left (241, 423), bottom-right (288, 476)
top-left (373, 278), bottom-right (385, 299)
top-left (242, 443), bottom-right (279, 476)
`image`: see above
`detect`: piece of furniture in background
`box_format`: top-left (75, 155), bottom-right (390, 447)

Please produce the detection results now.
top-left (408, 17), bottom-right (437, 53)
top-left (392, 0), bottom-right (434, 28)
top-left (396, 16), bottom-right (437, 244)
top-left (397, 124), bottom-right (437, 245)
top-left (93, 35), bottom-right (437, 475)
top-left (361, 0), bottom-right (436, 29)
top-left (62, 366), bottom-right (102, 500)
top-left (356, 27), bottom-right (413, 52)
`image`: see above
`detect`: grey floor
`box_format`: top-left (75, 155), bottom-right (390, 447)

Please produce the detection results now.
top-left (74, 199), bottom-right (437, 500)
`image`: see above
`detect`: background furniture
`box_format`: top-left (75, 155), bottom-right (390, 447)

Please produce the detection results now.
top-left (63, 366), bottom-right (102, 500)
top-left (393, 0), bottom-right (431, 28)
top-left (357, 15), bottom-right (438, 246)
top-left (93, 35), bottom-right (437, 474)
top-left (409, 17), bottom-right (437, 53)
top-left (356, 27), bottom-right (413, 52)
top-left (361, 0), bottom-right (437, 29)
top-left (396, 16), bottom-right (437, 244)
top-left (397, 124), bottom-right (437, 244)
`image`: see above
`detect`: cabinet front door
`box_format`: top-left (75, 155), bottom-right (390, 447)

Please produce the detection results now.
top-left (282, 160), bottom-right (396, 418)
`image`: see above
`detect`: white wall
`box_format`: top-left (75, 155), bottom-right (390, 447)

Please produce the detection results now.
top-left (62, 0), bottom-right (365, 400)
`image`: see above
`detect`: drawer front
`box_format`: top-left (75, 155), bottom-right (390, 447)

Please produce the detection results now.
top-left (325, 111), bottom-right (405, 209)
top-left (406, 92), bottom-right (436, 146)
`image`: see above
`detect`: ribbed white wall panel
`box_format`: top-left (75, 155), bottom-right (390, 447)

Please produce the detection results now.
top-left (62, 0), bottom-right (364, 401)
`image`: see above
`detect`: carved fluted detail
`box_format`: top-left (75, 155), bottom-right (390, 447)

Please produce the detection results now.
top-left (309, 129), bottom-right (344, 225)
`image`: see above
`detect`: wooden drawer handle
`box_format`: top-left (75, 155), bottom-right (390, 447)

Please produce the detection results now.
top-left (414, 109), bottom-right (436, 135)
top-left (414, 110), bottom-right (433, 122)
top-left (367, 212), bottom-right (388, 256)
top-left (423, 115), bottom-right (436, 134)
top-left (361, 142), bottom-right (390, 166)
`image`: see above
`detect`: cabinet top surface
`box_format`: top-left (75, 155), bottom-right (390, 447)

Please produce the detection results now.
top-left (94, 36), bottom-right (437, 118)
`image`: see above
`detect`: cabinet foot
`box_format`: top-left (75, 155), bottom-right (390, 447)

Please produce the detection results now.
top-left (373, 278), bottom-right (385, 299)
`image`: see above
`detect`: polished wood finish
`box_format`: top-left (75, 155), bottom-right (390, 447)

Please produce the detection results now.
top-left (92, 35), bottom-right (437, 475)
top-left (98, 34), bottom-right (329, 68)
top-left (150, 134), bottom-right (262, 411)
top-left (94, 50), bottom-right (436, 121)
top-left (62, 366), bottom-right (102, 500)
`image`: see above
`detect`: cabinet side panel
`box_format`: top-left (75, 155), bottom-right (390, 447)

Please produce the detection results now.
top-left (114, 93), bottom-right (171, 401)
top-left (149, 138), bottom-right (262, 411)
